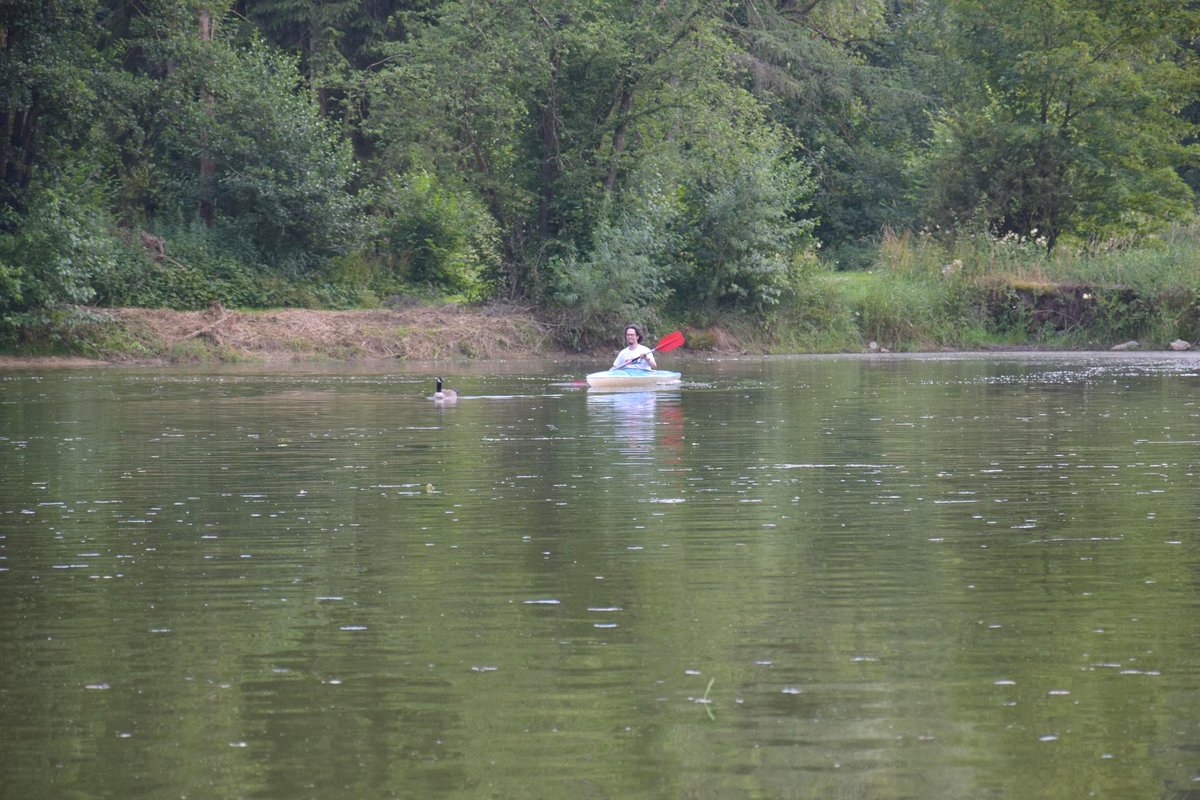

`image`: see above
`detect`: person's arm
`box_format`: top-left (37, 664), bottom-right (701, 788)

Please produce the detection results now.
top-left (615, 343), bottom-right (656, 368)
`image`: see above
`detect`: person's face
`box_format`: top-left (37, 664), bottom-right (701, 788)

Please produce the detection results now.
top-left (625, 328), bottom-right (639, 345)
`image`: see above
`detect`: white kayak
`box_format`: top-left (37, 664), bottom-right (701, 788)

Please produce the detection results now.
top-left (585, 368), bottom-right (682, 389)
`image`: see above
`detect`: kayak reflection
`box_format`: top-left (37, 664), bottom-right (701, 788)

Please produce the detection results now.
top-left (586, 389), bottom-right (684, 462)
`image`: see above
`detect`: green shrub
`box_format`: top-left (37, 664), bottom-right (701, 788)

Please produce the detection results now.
top-left (373, 171), bottom-right (501, 299)
top-left (547, 200), bottom-right (673, 349)
top-left (665, 135), bottom-right (816, 314)
top-left (93, 238), bottom-right (275, 310)
top-left (0, 175), bottom-right (115, 320)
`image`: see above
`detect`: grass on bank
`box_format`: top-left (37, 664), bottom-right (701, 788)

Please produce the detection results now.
top-left (789, 221), bottom-right (1200, 353)
top-left (6, 220), bottom-right (1200, 361)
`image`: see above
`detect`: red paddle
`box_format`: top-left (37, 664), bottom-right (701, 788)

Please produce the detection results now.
top-left (615, 330), bottom-right (685, 369)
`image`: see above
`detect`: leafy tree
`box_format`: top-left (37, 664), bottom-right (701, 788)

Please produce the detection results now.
top-left (722, 0), bottom-right (934, 265)
top-left (0, 0), bottom-right (107, 215)
top-left (0, 0), bottom-right (366, 321)
top-left (547, 196), bottom-right (673, 347)
top-left (115, 9), bottom-right (364, 271)
top-left (606, 81), bottom-right (815, 314)
top-left (921, 0), bottom-right (1200, 251)
top-left (365, 0), bottom-right (538, 294)
top-left (233, 0), bottom-right (422, 133)
top-left (367, 0), bottom-right (817, 316)
top-left (198, 38), bottom-right (363, 268)
top-left (0, 170), bottom-right (124, 321)
top-left (373, 169), bottom-right (501, 297)
top-left (0, 0), bottom-right (137, 321)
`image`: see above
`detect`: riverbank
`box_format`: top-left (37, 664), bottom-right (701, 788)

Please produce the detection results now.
top-left (2, 280), bottom-right (1196, 369)
top-left (0, 304), bottom-right (606, 367)
top-left (2, 301), bottom-right (815, 367)
top-left (80, 304), bottom-right (566, 364)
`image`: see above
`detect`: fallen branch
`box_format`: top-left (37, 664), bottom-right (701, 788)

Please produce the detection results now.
top-left (176, 313), bottom-right (232, 342)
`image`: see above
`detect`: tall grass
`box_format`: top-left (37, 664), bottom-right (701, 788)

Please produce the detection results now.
top-left (876, 221), bottom-right (1200, 291)
top-left (786, 220), bottom-right (1200, 351)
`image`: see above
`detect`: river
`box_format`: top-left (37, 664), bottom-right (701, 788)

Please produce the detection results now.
top-left (2, 353), bottom-right (1199, 799)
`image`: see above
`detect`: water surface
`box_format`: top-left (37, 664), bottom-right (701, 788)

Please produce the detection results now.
top-left (2, 353), bottom-right (1200, 799)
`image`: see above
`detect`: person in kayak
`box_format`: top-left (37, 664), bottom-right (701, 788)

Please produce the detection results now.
top-left (614, 324), bottom-right (657, 371)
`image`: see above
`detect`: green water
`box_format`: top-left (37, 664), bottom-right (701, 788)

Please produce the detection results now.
top-left (2, 354), bottom-right (1199, 799)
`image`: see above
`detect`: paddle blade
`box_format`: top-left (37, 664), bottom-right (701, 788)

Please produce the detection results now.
top-left (655, 330), bottom-right (685, 353)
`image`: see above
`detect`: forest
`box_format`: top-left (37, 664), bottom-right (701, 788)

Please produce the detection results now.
top-left (2, 0), bottom-right (1199, 353)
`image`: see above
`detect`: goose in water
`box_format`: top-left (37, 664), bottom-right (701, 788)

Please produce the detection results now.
top-left (434, 377), bottom-right (458, 402)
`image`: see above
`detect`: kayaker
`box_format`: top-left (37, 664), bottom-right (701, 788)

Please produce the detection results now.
top-left (614, 324), bottom-right (657, 371)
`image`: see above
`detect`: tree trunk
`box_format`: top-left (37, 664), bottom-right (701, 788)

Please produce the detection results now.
top-left (0, 23), bottom-right (38, 205)
top-left (0, 24), bottom-right (8, 193)
top-left (310, 22), bottom-right (328, 117)
top-left (604, 83), bottom-right (635, 193)
top-left (536, 47), bottom-right (562, 240)
top-left (197, 8), bottom-right (215, 226)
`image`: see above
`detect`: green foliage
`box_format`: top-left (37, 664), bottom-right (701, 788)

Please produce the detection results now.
top-left (368, 0), bottom-right (817, 312)
top-left (0, 0), bottom-right (108, 212)
top-left (2, 0), bottom-right (1200, 345)
top-left (1051, 221), bottom-right (1200, 294)
top-left (852, 218), bottom-right (1200, 349)
top-left (365, 0), bottom-right (540, 293)
top-left (662, 126), bottom-right (816, 313)
top-left (0, 305), bottom-right (113, 353)
top-left (159, 36), bottom-right (364, 270)
top-left (724, 0), bottom-right (931, 255)
top-left (764, 259), bottom-right (861, 352)
top-left (0, 173), bottom-right (117, 321)
top-left (834, 272), bottom-right (960, 350)
top-left (545, 96), bottom-right (817, 342)
top-left (90, 222), bottom-right (369, 310)
top-left (87, 9), bottom-right (363, 270)
top-left (92, 249), bottom-right (266, 310)
top-left (882, 219), bottom-right (1200, 297)
top-left (547, 197), bottom-right (673, 348)
top-left (921, 0), bottom-right (1200, 251)
top-left (372, 171), bottom-right (501, 298)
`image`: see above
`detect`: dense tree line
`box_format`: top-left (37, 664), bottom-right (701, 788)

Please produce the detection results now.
top-left (1, 0), bottom-right (1197, 344)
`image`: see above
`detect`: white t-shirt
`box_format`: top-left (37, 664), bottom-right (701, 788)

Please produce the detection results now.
top-left (613, 343), bottom-right (655, 370)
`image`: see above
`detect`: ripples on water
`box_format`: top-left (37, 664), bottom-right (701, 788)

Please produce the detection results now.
top-left (2, 356), bottom-right (1200, 798)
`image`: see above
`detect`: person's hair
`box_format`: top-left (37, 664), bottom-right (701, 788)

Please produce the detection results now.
top-left (624, 324), bottom-right (644, 344)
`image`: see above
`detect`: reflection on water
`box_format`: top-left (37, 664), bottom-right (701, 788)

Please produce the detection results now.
top-left (2, 356), bottom-right (1200, 799)
top-left (587, 389), bottom-right (684, 463)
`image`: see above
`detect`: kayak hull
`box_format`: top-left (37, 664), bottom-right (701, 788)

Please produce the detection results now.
top-left (586, 368), bottom-right (682, 389)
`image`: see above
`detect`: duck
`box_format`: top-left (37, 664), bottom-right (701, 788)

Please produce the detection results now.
top-left (434, 377), bottom-right (458, 401)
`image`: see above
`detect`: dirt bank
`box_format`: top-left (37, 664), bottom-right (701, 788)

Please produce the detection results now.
top-left (0, 355), bottom-right (115, 369)
top-left (4, 304), bottom-right (568, 367)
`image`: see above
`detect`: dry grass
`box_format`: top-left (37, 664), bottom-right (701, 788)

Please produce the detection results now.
top-left (100, 304), bottom-right (552, 362)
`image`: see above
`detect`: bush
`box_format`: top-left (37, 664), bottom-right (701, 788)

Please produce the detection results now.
top-left (768, 264), bottom-right (860, 352)
top-left (91, 222), bottom-right (377, 311)
top-left (547, 199), bottom-right (673, 349)
top-left (0, 173), bottom-right (118, 327)
top-left (152, 37), bottom-right (366, 271)
top-left (665, 134), bottom-right (816, 314)
top-left (372, 171), bottom-right (501, 299)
